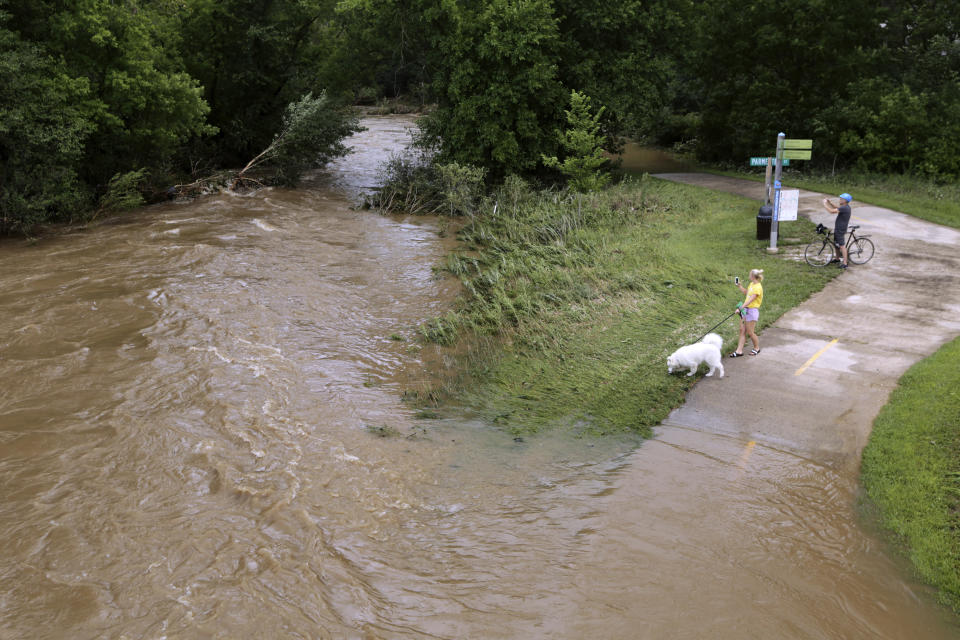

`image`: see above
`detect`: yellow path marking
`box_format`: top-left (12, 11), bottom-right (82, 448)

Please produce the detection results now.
top-left (795, 339), bottom-right (839, 376)
top-left (733, 440), bottom-right (757, 479)
top-left (738, 440), bottom-right (756, 467)
top-left (853, 215), bottom-right (872, 223)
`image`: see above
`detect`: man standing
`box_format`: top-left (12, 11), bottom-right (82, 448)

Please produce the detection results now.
top-left (823, 193), bottom-right (853, 268)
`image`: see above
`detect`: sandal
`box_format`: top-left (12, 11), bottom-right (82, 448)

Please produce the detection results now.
top-left (750, 349), bottom-right (761, 355)
top-left (729, 351), bottom-right (744, 358)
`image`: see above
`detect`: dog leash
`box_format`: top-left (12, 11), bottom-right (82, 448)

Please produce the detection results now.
top-left (694, 307), bottom-right (741, 343)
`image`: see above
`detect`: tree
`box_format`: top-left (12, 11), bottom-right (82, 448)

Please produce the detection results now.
top-left (323, 0), bottom-right (435, 103)
top-left (691, 0), bottom-right (881, 162)
top-left (237, 92), bottom-right (363, 186)
top-left (684, 0), bottom-right (960, 178)
top-left (553, 0), bottom-right (693, 140)
top-left (542, 91), bottom-right (610, 192)
top-left (1, 0), bottom-right (366, 232)
top-left (0, 24), bottom-right (92, 231)
top-left (3, 0), bottom-right (213, 191)
top-left (181, 0), bottom-right (340, 167)
top-left (419, 0), bottom-right (567, 178)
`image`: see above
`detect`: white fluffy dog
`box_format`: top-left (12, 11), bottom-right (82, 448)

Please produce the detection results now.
top-left (700, 332), bottom-right (723, 350)
top-left (667, 333), bottom-right (724, 378)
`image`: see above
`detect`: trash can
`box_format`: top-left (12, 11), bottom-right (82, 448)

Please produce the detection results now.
top-left (756, 204), bottom-right (773, 240)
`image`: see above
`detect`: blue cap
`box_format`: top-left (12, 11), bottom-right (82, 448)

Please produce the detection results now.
top-left (839, 193), bottom-right (852, 202)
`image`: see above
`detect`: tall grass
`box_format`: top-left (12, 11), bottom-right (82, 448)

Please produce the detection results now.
top-left (861, 336), bottom-right (960, 612)
top-left (409, 176), bottom-right (837, 436)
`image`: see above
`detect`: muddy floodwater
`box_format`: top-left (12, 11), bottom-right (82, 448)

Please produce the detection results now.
top-left (615, 142), bottom-right (697, 174)
top-left (1, 118), bottom-right (957, 638)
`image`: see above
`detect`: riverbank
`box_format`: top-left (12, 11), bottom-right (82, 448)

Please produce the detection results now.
top-left (861, 335), bottom-right (960, 612)
top-left (414, 176), bottom-right (837, 436)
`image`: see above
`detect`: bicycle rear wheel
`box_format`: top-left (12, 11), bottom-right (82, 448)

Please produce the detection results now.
top-left (848, 237), bottom-right (875, 264)
top-left (804, 239), bottom-right (835, 266)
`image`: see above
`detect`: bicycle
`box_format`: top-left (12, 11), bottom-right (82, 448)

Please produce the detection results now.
top-left (804, 223), bottom-right (875, 267)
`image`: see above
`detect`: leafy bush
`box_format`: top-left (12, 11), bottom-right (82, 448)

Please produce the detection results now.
top-left (497, 174), bottom-right (534, 211)
top-left (438, 162), bottom-right (486, 216)
top-left (369, 147), bottom-right (445, 214)
top-left (96, 169), bottom-right (147, 216)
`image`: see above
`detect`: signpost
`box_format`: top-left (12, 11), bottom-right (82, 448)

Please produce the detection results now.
top-left (768, 135), bottom-right (813, 253)
top-left (769, 133), bottom-right (786, 252)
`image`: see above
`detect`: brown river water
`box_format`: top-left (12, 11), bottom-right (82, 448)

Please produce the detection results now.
top-left (1, 117), bottom-right (957, 639)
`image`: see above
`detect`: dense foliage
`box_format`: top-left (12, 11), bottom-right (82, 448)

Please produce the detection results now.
top-left (691, 0), bottom-right (960, 180)
top-left (410, 0), bottom-right (692, 181)
top-left (419, 0), bottom-right (566, 178)
top-left (0, 25), bottom-right (91, 229)
top-left (2, 0), bottom-right (958, 232)
top-left (180, 0), bottom-right (351, 167)
top-left (0, 0), bottom-right (357, 233)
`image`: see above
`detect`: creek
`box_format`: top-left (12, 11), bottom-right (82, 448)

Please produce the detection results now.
top-left (0, 117), bottom-right (956, 638)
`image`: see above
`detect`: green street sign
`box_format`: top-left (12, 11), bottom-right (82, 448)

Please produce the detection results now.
top-left (750, 157), bottom-right (789, 166)
top-left (782, 149), bottom-right (812, 160)
top-left (783, 139), bottom-right (813, 150)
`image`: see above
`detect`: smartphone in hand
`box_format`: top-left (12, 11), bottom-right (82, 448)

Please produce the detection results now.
top-left (735, 276), bottom-right (740, 284)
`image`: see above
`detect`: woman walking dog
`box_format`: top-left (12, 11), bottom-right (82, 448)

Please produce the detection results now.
top-left (730, 269), bottom-right (764, 357)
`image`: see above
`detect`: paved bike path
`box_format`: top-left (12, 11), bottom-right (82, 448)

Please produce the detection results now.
top-left (654, 173), bottom-right (960, 470)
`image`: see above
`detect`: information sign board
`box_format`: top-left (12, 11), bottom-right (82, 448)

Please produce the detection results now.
top-left (778, 189), bottom-right (799, 221)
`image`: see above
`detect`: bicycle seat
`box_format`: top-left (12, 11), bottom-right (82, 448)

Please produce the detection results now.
top-left (848, 225), bottom-right (860, 231)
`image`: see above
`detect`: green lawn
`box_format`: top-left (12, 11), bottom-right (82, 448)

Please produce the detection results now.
top-left (861, 336), bottom-right (960, 612)
top-left (413, 176), bottom-right (837, 436)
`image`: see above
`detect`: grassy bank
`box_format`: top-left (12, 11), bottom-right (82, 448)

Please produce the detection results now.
top-left (706, 168), bottom-right (960, 230)
top-left (861, 336), bottom-right (960, 612)
top-left (413, 176), bottom-right (837, 437)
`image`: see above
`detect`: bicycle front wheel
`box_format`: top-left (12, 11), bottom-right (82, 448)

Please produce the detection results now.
top-left (804, 239), bottom-right (835, 266)
top-left (848, 237), bottom-right (875, 264)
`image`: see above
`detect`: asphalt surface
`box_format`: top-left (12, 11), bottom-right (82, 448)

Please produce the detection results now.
top-left (654, 173), bottom-right (960, 471)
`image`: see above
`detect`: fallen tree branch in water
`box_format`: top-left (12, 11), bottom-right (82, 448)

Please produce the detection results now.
top-left (167, 92), bottom-right (360, 200)
top-left (169, 173), bottom-right (266, 198)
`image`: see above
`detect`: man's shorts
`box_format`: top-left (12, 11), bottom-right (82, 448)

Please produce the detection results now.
top-left (835, 225), bottom-right (848, 247)
top-left (743, 307), bottom-right (759, 322)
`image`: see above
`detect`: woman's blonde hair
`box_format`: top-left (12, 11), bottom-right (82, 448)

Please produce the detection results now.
top-left (750, 268), bottom-right (764, 281)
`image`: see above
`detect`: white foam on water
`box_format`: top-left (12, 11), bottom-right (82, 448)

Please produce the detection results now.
top-left (252, 218), bottom-right (278, 232)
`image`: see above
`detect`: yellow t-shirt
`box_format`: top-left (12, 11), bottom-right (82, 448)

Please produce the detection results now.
top-left (746, 282), bottom-right (763, 308)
